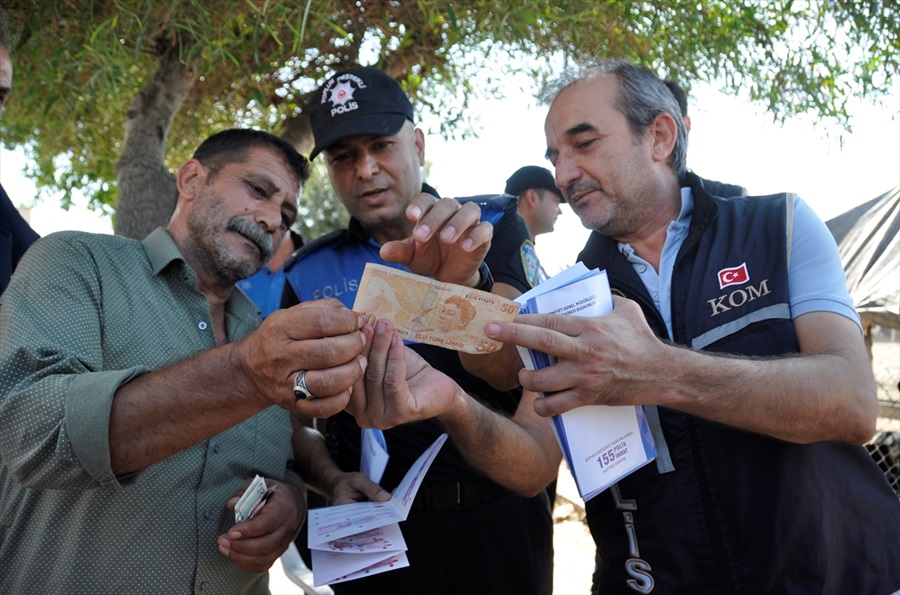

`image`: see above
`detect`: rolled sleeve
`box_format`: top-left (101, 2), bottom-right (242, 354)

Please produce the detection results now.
top-left (66, 367), bottom-right (152, 488)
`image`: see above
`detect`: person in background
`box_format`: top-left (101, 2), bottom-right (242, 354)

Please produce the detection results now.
top-left (0, 128), bottom-right (389, 594)
top-left (500, 164), bottom-right (568, 508)
top-left (663, 77), bottom-right (748, 198)
top-left (503, 165), bottom-right (564, 284)
top-left (238, 229), bottom-right (304, 318)
top-left (282, 66), bottom-right (555, 595)
top-left (0, 8), bottom-right (39, 295)
top-left (505, 165), bottom-right (564, 241)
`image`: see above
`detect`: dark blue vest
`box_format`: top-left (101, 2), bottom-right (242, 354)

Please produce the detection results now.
top-left (578, 174), bottom-right (900, 594)
top-left (282, 222), bottom-right (397, 308)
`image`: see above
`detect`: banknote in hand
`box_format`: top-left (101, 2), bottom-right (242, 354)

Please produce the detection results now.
top-left (234, 475), bottom-right (274, 523)
top-left (352, 263), bottom-right (519, 354)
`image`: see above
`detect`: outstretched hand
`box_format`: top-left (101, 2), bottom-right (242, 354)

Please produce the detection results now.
top-left (346, 319), bottom-right (462, 429)
top-left (380, 193), bottom-right (492, 287)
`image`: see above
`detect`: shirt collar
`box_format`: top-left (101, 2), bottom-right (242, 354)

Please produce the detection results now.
top-left (143, 227), bottom-right (185, 276)
top-left (677, 185), bottom-right (695, 222)
top-left (143, 227), bottom-right (260, 329)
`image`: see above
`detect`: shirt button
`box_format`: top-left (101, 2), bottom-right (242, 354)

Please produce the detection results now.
top-left (198, 321), bottom-right (208, 330)
top-left (212, 444), bottom-right (221, 454)
top-left (203, 510), bottom-right (213, 520)
top-left (638, 264), bottom-right (647, 273)
top-left (653, 293), bottom-right (660, 301)
top-left (199, 581), bottom-right (207, 591)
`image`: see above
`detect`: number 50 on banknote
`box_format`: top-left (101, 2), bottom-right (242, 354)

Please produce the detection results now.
top-left (352, 264), bottom-right (519, 354)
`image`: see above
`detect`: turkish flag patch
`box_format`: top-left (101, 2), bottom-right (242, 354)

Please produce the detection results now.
top-left (717, 263), bottom-right (749, 289)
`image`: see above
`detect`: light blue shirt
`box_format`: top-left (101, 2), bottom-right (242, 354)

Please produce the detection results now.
top-left (618, 188), bottom-right (860, 342)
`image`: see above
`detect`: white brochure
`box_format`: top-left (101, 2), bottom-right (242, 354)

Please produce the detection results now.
top-left (516, 263), bottom-right (657, 502)
top-left (308, 433), bottom-right (447, 586)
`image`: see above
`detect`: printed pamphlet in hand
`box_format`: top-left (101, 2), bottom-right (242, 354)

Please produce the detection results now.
top-left (515, 263), bottom-right (657, 502)
top-left (308, 434), bottom-right (448, 586)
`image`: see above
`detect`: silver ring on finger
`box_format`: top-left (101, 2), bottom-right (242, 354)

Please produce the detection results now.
top-left (292, 370), bottom-right (315, 400)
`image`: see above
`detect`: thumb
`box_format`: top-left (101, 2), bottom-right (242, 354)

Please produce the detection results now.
top-left (379, 240), bottom-right (414, 267)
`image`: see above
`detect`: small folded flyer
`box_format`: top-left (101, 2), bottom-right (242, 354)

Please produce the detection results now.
top-left (515, 263), bottom-right (657, 502)
top-left (308, 433), bottom-right (447, 586)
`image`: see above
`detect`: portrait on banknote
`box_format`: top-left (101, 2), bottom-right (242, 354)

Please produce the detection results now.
top-left (352, 264), bottom-right (519, 354)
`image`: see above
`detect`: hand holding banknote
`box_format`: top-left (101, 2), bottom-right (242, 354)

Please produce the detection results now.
top-left (234, 475), bottom-right (270, 523)
top-left (218, 476), bottom-right (305, 573)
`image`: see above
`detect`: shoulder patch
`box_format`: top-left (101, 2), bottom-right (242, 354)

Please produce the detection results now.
top-left (520, 240), bottom-right (541, 288)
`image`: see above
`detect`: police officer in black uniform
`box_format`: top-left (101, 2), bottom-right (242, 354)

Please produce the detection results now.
top-left (282, 67), bottom-right (554, 595)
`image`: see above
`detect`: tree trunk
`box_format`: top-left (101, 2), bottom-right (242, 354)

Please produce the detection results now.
top-left (114, 43), bottom-right (196, 239)
top-left (279, 111), bottom-right (314, 156)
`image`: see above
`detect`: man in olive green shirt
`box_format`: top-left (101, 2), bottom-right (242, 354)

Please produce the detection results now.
top-left (0, 129), bottom-right (390, 593)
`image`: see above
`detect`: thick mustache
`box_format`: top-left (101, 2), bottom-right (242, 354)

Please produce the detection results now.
top-left (228, 218), bottom-right (274, 262)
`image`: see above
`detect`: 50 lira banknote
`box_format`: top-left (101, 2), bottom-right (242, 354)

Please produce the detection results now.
top-left (352, 263), bottom-right (519, 354)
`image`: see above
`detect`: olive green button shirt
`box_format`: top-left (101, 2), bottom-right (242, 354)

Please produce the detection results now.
top-left (0, 228), bottom-right (300, 594)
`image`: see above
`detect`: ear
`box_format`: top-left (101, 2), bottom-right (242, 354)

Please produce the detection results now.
top-left (522, 188), bottom-right (539, 207)
top-left (413, 128), bottom-right (426, 165)
top-left (649, 113), bottom-right (678, 165)
top-left (176, 159), bottom-right (206, 201)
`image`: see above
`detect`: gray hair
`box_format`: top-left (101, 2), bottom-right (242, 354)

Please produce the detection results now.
top-left (542, 58), bottom-right (688, 176)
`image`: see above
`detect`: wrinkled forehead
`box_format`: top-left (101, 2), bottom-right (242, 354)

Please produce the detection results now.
top-left (544, 76), bottom-right (626, 159)
top-left (547, 76), bottom-right (620, 127)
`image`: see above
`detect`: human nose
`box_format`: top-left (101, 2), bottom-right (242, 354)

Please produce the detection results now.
top-left (355, 152), bottom-right (380, 180)
top-left (554, 154), bottom-right (580, 200)
top-left (257, 200), bottom-right (282, 232)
